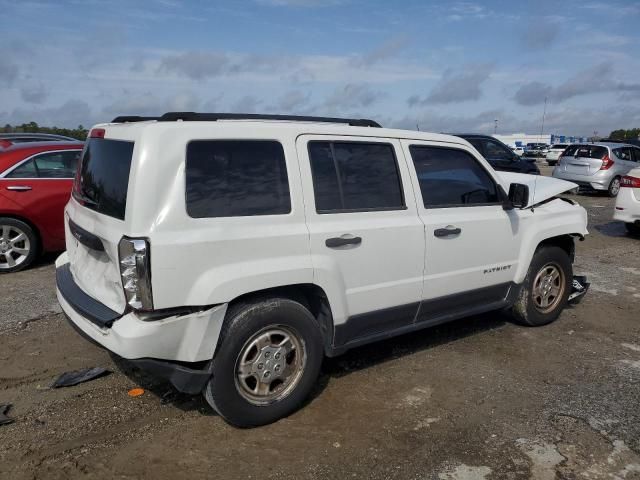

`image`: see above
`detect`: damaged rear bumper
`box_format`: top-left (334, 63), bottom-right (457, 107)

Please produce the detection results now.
top-left (55, 252), bottom-right (227, 394)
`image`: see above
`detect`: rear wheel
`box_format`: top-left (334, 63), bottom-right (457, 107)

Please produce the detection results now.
top-left (204, 297), bottom-right (324, 427)
top-left (0, 218), bottom-right (38, 273)
top-left (510, 246), bottom-right (572, 326)
top-left (607, 176), bottom-right (621, 197)
top-left (626, 222), bottom-right (640, 237)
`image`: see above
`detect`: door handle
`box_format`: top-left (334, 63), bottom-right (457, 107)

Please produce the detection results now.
top-left (326, 236), bottom-right (362, 248)
top-left (6, 186), bottom-right (32, 192)
top-left (434, 226), bottom-right (462, 238)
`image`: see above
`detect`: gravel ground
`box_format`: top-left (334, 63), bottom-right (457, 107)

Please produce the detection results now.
top-left (1, 162), bottom-right (639, 479)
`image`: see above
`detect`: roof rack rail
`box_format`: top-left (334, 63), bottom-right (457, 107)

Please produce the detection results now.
top-left (111, 116), bottom-right (160, 123)
top-left (157, 112), bottom-right (382, 127)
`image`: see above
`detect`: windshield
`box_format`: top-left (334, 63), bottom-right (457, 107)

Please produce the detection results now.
top-left (73, 138), bottom-right (134, 220)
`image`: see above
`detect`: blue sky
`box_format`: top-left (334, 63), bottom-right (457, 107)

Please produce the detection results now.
top-left (1, 0), bottom-right (639, 136)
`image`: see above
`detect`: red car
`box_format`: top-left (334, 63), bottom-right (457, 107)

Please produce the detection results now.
top-left (0, 141), bottom-right (84, 273)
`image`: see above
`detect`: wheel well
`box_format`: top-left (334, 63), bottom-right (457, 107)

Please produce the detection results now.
top-left (227, 284), bottom-right (334, 354)
top-left (537, 234), bottom-right (577, 262)
top-left (0, 213), bottom-right (42, 253)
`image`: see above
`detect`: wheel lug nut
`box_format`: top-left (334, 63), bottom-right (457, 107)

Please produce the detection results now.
top-left (274, 365), bottom-right (280, 371)
top-left (258, 363), bottom-right (263, 370)
top-left (275, 353), bottom-right (280, 360)
top-left (265, 352), bottom-right (270, 358)
top-left (264, 371), bottom-right (270, 378)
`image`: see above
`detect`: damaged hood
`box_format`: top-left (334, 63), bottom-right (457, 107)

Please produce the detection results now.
top-left (498, 172), bottom-right (577, 208)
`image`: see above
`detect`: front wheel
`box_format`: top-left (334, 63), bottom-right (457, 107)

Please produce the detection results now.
top-left (510, 246), bottom-right (572, 326)
top-left (204, 298), bottom-right (324, 427)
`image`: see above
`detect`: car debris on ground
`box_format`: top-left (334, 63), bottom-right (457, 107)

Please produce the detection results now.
top-left (0, 404), bottom-right (14, 426)
top-left (51, 367), bottom-right (110, 388)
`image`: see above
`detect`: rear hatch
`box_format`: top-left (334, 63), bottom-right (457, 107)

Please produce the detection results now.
top-left (65, 134), bottom-right (135, 314)
top-left (560, 145), bottom-right (608, 176)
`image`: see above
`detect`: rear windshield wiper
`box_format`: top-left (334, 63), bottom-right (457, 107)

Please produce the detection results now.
top-left (73, 192), bottom-right (99, 206)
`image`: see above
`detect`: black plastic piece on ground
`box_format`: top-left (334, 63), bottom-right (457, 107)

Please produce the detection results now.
top-left (0, 404), bottom-right (14, 426)
top-left (56, 264), bottom-right (122, 328)
top-left (126, 358), bottom-right (212, 395)
top-left (51, 367), bottom-right (110, 388)
top-left (568, 275), bottom-right (590, 304)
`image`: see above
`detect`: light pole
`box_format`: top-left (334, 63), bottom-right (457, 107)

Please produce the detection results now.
top-left (539, 96), bottom-right (547, 143)
top-left (494, 119), bottom-right (498, 134)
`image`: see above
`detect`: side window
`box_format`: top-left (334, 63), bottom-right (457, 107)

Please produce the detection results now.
top-left (185, 140), bottom-right (291, 218)
top-left (409, 146), bottom-right (500, 208)
top-left (308, 141), bottom-right (405, 213)
top-left (483, 140), bottom-right (513, 160)
top-left (35, 151), bottom-right (79, 178)
top-left (633, 148), bottom-right (640, 162)
top-left (5, 158), bottom-right (38, 178)
top-left (5, 151), bottom-right (79, 179)
top-left (614, 148), bottom-right (631, 161)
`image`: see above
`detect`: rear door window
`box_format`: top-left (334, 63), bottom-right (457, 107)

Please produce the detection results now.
top-left (186, 140), bottom-right (291, 218)
top-left (5, 158), bottom-right (38, 178)
top-left (308, 141), bottom-right (405, 213)
top-left (409, 146), bottom-right (500, 208)
top-left (73, 139), bottom-right (134, 220)
top-left (632, 148), bottom-right (640, 162)
top-left (614, 147), bottom-right (632, 161)
top-left (6, 151), bottom-right (79, 178)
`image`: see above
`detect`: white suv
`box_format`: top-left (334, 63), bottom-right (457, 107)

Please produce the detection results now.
top-left (56, 113), bottom-right (588, 427)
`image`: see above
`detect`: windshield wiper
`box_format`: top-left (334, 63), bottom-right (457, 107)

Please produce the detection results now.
top-left (73, 192), bottom-right (99, 206)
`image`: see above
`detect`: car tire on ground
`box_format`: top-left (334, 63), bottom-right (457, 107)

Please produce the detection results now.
top-left (204, 297), bottom-right (324, 428)
top-left (626, 222), bottom-right (640, 237)
top-left (510, 246), bottom-right (572, 327)
top-left (607, 176), bottom-right (621, 197)
top-left (0, 217), bottom-right (38, 274)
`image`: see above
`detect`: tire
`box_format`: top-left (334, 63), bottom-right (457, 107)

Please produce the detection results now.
top-left (204, 297), bottom-right (324, 427)
top-left (607, 176), bottom-right (621, 197)
top-left (0, 217), bottom-right (38, 274)
top-left (626, 222), bottom-right (640, 237)
top-left (510, 246), bottom-right (572, 327)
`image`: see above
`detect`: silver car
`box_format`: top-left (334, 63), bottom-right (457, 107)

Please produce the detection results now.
top-left (552, 142), bottom-right (640, 197)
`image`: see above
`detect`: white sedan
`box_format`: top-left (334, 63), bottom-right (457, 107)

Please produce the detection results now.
top-left (614, 166), bottom-right (640, 236)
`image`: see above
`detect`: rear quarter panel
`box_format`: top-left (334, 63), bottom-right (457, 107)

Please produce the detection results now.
top-left (123, 125), bottom-right (313, 309)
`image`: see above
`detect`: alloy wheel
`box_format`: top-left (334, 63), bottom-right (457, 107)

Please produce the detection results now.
top-left (0, 225), bottom-right (31, 270)
top-left (532, 262), bottom-right (566, 314)
top-left (234, 325), bottom-right (307, 406)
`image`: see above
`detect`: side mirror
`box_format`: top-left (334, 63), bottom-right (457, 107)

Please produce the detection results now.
top-left (507, 183), bottom-right (529, 209)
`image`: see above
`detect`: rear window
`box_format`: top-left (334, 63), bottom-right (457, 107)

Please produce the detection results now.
top-left (551, 144), bottom-right (568, 149)
top-left (185, 140), bottom-right (290, 218)
top-left (562, 145), bottom-right (608, 159)
top-left (308, 141), bottom-right (405, 213)
top-left (73, 138), bottom-right (134, 220)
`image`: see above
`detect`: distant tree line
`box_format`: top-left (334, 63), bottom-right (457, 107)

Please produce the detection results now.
top-left (1, 122), bottom-right (88, 140)
top-left (608, 128), bottom-right (640, 141)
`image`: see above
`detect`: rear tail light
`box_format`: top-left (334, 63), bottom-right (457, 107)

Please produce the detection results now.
top-left (118, 237), bottom-right (153, 311)
top-left (620, 175), bottom-right (640, 188)
top-left (599, 154), bottom-right (614, 170)
top-left (89, 128), bottom-right (105, 139)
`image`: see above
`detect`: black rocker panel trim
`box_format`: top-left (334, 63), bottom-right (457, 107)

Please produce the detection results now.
top-left (331, 282), bottom-right (517, 355)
